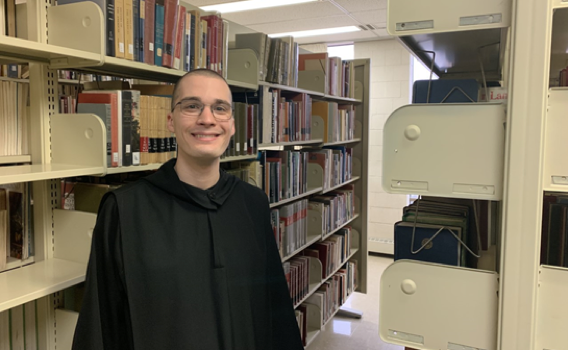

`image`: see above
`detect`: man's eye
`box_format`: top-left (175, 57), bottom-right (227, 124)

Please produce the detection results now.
top-left (215, 105), bottom-right (229, 112)
top-left (185, 104), bottom-right (201, 110)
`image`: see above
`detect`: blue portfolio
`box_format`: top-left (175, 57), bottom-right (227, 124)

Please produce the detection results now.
top-left (394, 221), bottom-right (462, 266)
top-left (412, 79), bottom-right (479, 103)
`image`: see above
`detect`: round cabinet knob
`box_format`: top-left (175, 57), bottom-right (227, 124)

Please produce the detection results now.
top-left (404, 125), bottom-right (421, 141)
top-left (401, 279), bottom-right (417, 295)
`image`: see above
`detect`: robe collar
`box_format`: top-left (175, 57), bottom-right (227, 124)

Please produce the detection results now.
top-left (144, 158), bottom-right (238, 210)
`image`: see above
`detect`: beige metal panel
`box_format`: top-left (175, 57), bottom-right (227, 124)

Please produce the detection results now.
top-left (498, 0), bottom-right (552, 349)
top-left (0, 36), bottom-right (101, 67)
top-left (0, 259), bottom-right (86, 313)
top-left (380, 260), bottom-right (499, 350)
top-left (53, 209), bottom-right (96, 265)
top-left (536, 265), bottom-right (568, 349)
top-left (543, 88), bottom-right (568, 191)
top-left (382, 103), bottom-right (506, 200)
top-left (226, 49), bottom-right (259, 89)
top-left (54, 309), bottom-right (79, 350)
top-left (0, 155), bottom-right (31, 164)
top-left (387, 0), bottom-right (511, 36)
top-left (47, 2), bottom-right (104, 55)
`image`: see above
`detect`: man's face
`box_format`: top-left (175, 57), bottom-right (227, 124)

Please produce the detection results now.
top-left (167, 75), bottom-right (235, 162)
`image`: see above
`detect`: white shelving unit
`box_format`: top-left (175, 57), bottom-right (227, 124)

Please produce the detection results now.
top-left (0, 0), bottom-right (371, 347)
top-left (380, 0), bottom-right (568, 349)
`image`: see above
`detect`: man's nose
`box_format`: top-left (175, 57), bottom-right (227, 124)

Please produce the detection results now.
top-left (197, 106), bottom-right (216, 124)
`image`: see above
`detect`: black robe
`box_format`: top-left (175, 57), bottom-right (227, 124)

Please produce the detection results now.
top-left (72, 159), bottom-right (303, 350)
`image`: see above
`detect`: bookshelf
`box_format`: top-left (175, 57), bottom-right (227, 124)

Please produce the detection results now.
top-left (0, 0), bottom-right (370, 348)
top-left (379, 0), bottom-right (568, 349)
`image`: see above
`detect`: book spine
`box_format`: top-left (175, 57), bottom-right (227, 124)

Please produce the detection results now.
top-left (162, 0), bottom-right (178, 68)
top-left (133, 0), bottom-right (140, 61)
top-left (115, 0), bottom-right (125, 57)
top-left (122, 91), bottom-right (133, 166)
top-left (106, 0), bottom-right (116, 56)
top-left (184, 12), bottom-right (190, 72)
top-left (189, 12), bottom-right (195, 70)
top-left (139, 0), bottom-right (145, 62)
top-left (124, 0), bottom-right (134, 60)
top-left (154, 3), bottom-right (164, 66)
top-left (172, 5), bottom-right (185, 70)
top-left (131, 91), bottom-right (141, 165)
top-left (143, 0), bottom-right (155, 64)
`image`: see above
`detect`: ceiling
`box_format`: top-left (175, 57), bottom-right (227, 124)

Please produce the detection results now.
top-left (190, 0), bottom-right (392, 45)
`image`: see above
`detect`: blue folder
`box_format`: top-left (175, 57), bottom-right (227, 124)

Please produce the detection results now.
top-left (394, 221), bottom-right (462, 266)
top-left (412, 79), bottom-right (479, 103)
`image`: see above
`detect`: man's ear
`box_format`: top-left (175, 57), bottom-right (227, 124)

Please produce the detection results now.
top-left (167, 113), bottom-right (175, 133)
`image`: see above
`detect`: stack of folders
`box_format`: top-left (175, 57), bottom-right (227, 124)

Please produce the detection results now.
top-left (394, 199), bottom-right (472, 267)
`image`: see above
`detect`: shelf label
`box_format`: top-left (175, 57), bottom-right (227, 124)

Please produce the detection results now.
top-left (448, 342), bottom-right (483, 350)
top-left (552, 176), bottom-right (568, 185)
top-left (390, 180), bottom-right (428, 191)
top-left (396, 20), bottom-right (434, 32)
top-left (460, 14), bottom-right (502, 26)
top-left (453, 183), bottom-right (495, 195)
top-left (387, 329), bottom-right (424, 344)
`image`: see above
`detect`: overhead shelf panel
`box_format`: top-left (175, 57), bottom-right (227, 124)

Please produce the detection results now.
top-left (382, 103), bottom-right (506, 200)
top-left (387, 0), bottom-right (511, 79)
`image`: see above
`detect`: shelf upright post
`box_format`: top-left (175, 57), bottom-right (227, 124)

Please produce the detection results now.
top-left (498, 0), bottom-right (552, 349)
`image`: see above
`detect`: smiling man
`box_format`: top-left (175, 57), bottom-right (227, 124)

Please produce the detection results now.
top-left (72, 69), bottom-right (304, 350)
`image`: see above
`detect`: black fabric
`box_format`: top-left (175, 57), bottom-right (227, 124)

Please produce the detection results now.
top-left (72, 158), bottom-right (303, 350)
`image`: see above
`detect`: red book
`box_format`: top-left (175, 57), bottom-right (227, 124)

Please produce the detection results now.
top-left (162, 0), bottom-right (179, 67)
top-left (143, 0), bottom-right (156, 65)
top-left (172, 5), bottom-right (186, 70)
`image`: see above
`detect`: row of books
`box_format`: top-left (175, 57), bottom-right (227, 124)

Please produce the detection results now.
top-left (313, 101), bottom-right (356, 144)
top-left (294, 306), bottom-right (309, 347)
top-left (307, 227), bottom-right (353, 279)
top-left (309, 185), bottom-right (356, 237)
top-left (57, 0), bottom-right (228, 76)
top-left (299, 53), bottom-right (356, 98)
top-left (261, 150), bottom-right (309, 204)
top-left (542, 193), bottom-right (568, 267)
top-left (271, 199), bottom-right (309, 258)
top-left (77, 88), bottom-right (176, 167)
top-left (234, 87), bottom-right (314, 144)
top-left (284, 255), bottom-right (311, 308)
top-left (310, 147), bottom-right (353, 191)
top-left (0, 301), bottom-right (38, 350)
top-left (304, 259), bottom-right (358, 326)
top-left (234, 33), bottom-right (299, 87)
top-left (223, 102), bottom-right (259, 158)
top-left (0, 183), bottom-right (34, 273)
top-left (0, 80), bottom-right (29, 157)
top-left (394, 199), bottom-right (474, 268)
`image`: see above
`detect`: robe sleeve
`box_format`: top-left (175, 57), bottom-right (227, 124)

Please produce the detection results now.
top-left (72, 193), bottom-right (134, 350)
top-left (262, 199), bottom-right (304, 350)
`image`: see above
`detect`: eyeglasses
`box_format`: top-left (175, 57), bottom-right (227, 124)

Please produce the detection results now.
top-left (172, 99), bottom-right (233, 121)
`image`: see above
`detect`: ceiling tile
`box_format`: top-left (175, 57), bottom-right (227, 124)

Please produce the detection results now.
top-left (294, 29), bottom-right (379, 45)
top-left (222, 1), bottom-right (343, 26)
top-left (185, 0), bottom-right (238, 6)
top-left (330, 0), bottom-right (387, 12)
top-left (248, 15), bottom-right (359, 34)
top-left (350, 9), bottom-right (387, 26)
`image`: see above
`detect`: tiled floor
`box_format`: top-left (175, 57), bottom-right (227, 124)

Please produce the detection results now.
top-left (308, 254), bottom-right (404, 350)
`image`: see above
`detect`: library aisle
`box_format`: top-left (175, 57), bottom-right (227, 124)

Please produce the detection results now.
top-left (309, 255), bottom-right (403, 350)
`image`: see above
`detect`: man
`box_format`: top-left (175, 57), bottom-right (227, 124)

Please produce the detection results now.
top-left (72, 69), bottom-right (304, 350)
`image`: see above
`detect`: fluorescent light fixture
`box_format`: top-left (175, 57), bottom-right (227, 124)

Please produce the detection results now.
top-left (200, 0), bottom-right (317, 14)
top-left (268, 26), bottom-right (360, 38)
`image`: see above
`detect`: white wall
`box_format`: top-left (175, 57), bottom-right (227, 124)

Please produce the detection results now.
top-left (355, 39), bottom-right (412, 255)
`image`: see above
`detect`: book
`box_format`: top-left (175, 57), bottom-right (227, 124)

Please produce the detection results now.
top-left (124, 0), bottom-right (134, 60)
top-left (114, 0), bottom-right (125, 57)
top-left (143, 0), bottom-right (155, 64)
top-left (162, 0), bottom-right (179, 67)
top-left (77, 103), bottom-right (113, 167)
top-left (154, 0), bottom-right (165, 66)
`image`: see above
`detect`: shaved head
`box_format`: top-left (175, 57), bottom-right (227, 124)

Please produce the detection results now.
top-left (171, 69), bottom-right (230, 110)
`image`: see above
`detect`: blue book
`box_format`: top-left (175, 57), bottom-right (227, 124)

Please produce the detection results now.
top-left (133, 0), bottom-right (140, 62)
top-left (394, 221), bottom-right (462, 266)
top-left (139, 0), bottom-right (145, 61)
top-left (154, 2), bottom-right (165, 66)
